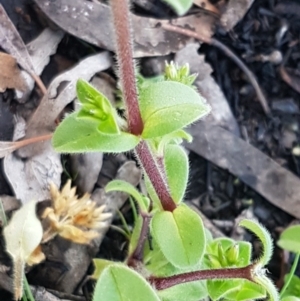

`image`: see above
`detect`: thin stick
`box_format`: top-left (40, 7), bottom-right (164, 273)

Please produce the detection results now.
top-left (30, 72), bottom-right (47, 95)
top-left (161, 23), bottom-right (271, 115)
top-left (16, 133), bottom-right (53, 149)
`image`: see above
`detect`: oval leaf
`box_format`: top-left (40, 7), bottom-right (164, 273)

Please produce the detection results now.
top-left (3, 200), bottom-right (43, 300)
top-left (53, 112), bottom-right (139, 153)
top-left (4, 200), bottom-right (43, 261)
top-left (93, 264), bottom-right (160, 301)
top-left (277, 225), bottom-right (300, 253)
top-left (151, 204), bottom-right (205, 268)
top-left (139, 81), bottom-right (210, 138)
top-left (164, 144), bottom-right (189, 203)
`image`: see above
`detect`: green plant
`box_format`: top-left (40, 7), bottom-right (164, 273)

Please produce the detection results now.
top-left (50, 0), bottom-right (280, 300)
top-left (277, 225), bottom-right (300, 301)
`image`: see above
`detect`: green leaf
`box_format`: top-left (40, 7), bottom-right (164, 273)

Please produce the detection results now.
top-left (281, 275), bottom-right (300, 299)
top-left (225, 281), bottom-right (266, 301)
top-left (239, 219), bottom-right (273, 266)
top-left (128, 215), bottom-right (143, 255)
top-left (91, 259), bottom-right (115, 280)
top-left (139, 81), bottom-right (210, 138)
top-left (76, 79), bottom-right (120, 134)
top-left (105, 180), bottom-right (149, 212)
top-left (155, 129), bottom-right (193, 156)
top-left (151, 204), bottom-right (205, 268)
top-left (93, 264), bottom-right (160, 301)
top-left (53, 112), bottom-right (140, 153)
top-left (208, 279), bottom-right (240, 301)
top-left (161, 0), bottom-right (193, 15)
top-left (207, 279), bottom-right (266, 301)
top-left (164, 144), bottom-right (189, 203)
top-left (277, 225), bottom-right (300, 253)
top-left (143, 232), bottom-right (179, 277)
top-left (282, 297), bottom-right (300, 301)
top-left (158, 280), bottom-right (207, 301)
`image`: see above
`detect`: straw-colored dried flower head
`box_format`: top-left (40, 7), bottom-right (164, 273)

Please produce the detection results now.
top-left (42, 180), bottom-right (111, 244)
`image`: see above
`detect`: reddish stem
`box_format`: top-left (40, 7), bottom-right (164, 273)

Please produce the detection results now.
top-left (110, 0), bottom-right (176, 211)
top-left (135, 141), bottom-right (176, 212)
top-left (149, 265), bottom-right (254, 290)
top-left (110, 0), bottom-right (144, 135)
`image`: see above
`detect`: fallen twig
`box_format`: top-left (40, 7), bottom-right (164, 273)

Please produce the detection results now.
top-left (162, 23), bottom-right (271, 115)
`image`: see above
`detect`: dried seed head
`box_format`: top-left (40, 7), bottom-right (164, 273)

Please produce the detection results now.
top-left (42, 180), bottom-right (112, 244)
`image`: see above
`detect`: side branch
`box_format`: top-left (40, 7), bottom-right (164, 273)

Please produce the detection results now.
top-left (149, 265), bottom-right (255, 290)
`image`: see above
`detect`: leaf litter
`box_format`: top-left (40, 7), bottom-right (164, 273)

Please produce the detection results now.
top-left (0, 4), bottom-right (46, 94)
top-left (0, 52), bottom-right (27, 92)
top-left (0, 0), bottom-right (299, 299)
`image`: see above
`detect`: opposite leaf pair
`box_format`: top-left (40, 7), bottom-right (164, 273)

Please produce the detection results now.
top-left (53, 72), bottom-right (210, 154)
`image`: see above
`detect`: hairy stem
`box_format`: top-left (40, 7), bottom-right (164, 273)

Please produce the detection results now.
top-left (110, 0), bottom-right (176, 211)
top-left (135, 141), bottom-right (176, 212)
top-left (110, 0), bottom-right (143, 135)
top-left (149, 265), bottom-right (254, 290)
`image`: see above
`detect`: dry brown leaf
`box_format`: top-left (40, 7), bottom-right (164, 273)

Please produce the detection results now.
top-left (27, 28), bottom-right (64, 75)
top-left (0, 5), bottom-right (35, 75)
top-left (35, 0), bottom-right (216, 57)
top-left (4, 140), bottom-right (62, 204)
top-left (0, 52), bottom-right (27, 92)
top-left (4, 53), bottom-right (111, 204)
top-left (16, 28), bottom-right (64, 103)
